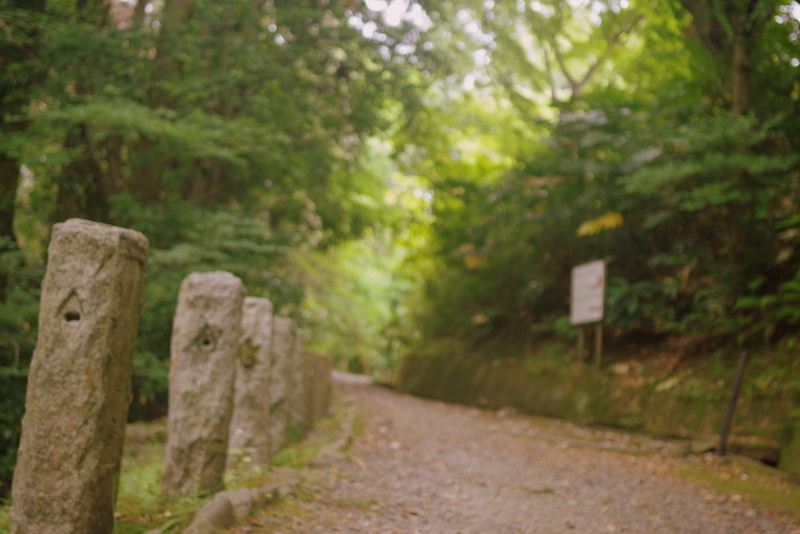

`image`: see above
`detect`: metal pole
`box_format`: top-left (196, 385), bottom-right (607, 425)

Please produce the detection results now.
top-left (593, 322), bottom-right (603, 371)
top-left (718, 350), bottom-right (750, 456)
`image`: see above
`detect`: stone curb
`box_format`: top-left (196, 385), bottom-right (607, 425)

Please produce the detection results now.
top-left (308, 406), bottom-right (356, 468)
top-left (142, 406), bottom-right (356, 534)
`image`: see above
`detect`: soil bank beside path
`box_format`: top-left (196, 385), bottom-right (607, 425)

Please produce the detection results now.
top-left (248, 375), bottom-right (800, 534)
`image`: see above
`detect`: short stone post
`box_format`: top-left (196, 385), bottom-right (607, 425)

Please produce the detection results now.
top-left (10, 219), bottom-right (148, 534)
top-left (288, 327), bottom-right (307, 433)
top-left (227, 297), bottom-right (274, 470)
top-left (304, 353), bottom-right (333, 427)
top-left (162, 271), bottom-right (246, 496)
top-left (269, 316), bottom-right (295, 455)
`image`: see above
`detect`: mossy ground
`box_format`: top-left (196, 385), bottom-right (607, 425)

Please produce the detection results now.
top-left (676, 454), bottom-right (800, 522)
top-left (0, 407), bottom-right (343, 534)
top-left (252, 497), bottom-right (311, 524)
top-left (115, 419), bottom-right (199, 533)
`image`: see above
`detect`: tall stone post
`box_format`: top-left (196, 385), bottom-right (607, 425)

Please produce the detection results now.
top-left (287, 327), bottom-right (307, 433)
top-left (162, 271), bottom-right (246, 497)
top-left (227, 296), bottom-right (274, 470)
top-left (10, 219), bottom-right (149, 534)
top-left (269, 316), bottom-right (295, 455)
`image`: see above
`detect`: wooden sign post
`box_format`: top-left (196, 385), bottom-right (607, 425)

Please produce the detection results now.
top-left (570, 260), bottom-right (606, 370)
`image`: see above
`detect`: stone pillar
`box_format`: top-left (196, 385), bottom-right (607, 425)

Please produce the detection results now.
top-left (10, 219), bottom-right (148, 534)
top-left (304, 353), bottom-right (333, 428)
top-left (162, 271), bottom-right (246, 496)
top-left (227, 297), bottom-right (274, 470)
top-left (269, 316), bottom-right (295, 455)
top-left (287, 327), bottom-right (307, 433)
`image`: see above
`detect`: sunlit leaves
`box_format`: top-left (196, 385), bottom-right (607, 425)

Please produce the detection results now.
top-left (576, 211), bottom-right (623, 235)
top-left (457, 243), bottom-right (487, 269)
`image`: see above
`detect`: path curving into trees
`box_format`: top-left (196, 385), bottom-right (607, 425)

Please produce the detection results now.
top-left (249, 377), bottom-right (799, 534)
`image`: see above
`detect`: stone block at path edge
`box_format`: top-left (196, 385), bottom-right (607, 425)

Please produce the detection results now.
top-left (304, 353), bottom-right (333, 427)
top-left (162, 271), bottom-right (246, 497)
top-left (10, 219), bottom-right (149, 534)
top-left (269, 316), bottom-right (296, 455)
top-left (228, 296), bottom-right (274, 470)
top-left (288, 327), bottom-right (307, 432)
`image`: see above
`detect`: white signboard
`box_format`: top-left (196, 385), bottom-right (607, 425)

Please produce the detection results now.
top-left (570, 260), bottom-right (606, 325)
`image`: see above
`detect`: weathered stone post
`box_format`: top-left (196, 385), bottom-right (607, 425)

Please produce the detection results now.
top-left (10, 219), bottom-right (148, 534)
top-left (304, 353), bottom-right (333, 427)
top-left (227, 296), bottom-right (274, 470)
top-left (269, 316), bottom-right (295, 455)
top-left (287, 327), bottom-right (307, 433)
top-left (162, 271), bottom-right (246, 496)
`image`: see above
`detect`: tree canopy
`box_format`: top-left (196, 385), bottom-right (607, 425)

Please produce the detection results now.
top-left (399, 0), bottom-right (800, 353)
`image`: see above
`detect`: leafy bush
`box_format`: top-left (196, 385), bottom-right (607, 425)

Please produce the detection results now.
top-left (411, 105), bottom-right (800, 358)
top-left (125, 206), bottom-right (305, 419)
top-left (0, 245), bottom-right (42, 498)
top-left (0, 368), bottom-right (27, 499)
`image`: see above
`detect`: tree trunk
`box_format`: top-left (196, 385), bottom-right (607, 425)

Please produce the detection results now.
top-left (677, 0), bottom-right (770, 115)
top-left (0, 154), bottom-right (19, 303)
top-left (133, 0), bottom-right (150, 27)
top-left (53, 124), bottom-right (111, 224)
top-left (728, 6), bottom-right (756, 115)
top-left (104, 133), bottom-right (125, 196)
top-left (731, 33), bottom-right (752, 115)
top-left (131, 138), bottom-right (164, 205)
top-left (51, 0), bottom-right (116, 224)
top-left (130, 0), bottom-right (193, 205)
top-left (0, 0), bottom-right (47, 302)
top-left (148, 0), bottom-right (192, 109)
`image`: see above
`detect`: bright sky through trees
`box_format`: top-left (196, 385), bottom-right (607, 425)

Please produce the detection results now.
top-left (364, 0), bottom-right (430, 27)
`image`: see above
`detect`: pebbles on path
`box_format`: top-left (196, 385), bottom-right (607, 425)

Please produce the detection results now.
top-left (247, 379), bottom-right (799, 534)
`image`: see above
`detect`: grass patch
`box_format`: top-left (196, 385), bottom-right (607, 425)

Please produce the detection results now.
top-left (270, 444), bottom-right (320, 471)
top-left (0, 419), bottom-right (197, 534)
top-left (522, 341), bottom-right (574, 377)
top-left (268, 407), bottom-right (348, 472)
top-left (254, 496), bottom-right (311, 523)
top-left (224, 454), bottom-right (274, 490)
top-left (0, 407), bottom-right (344, 534)
top-left (115, 420), bottom-right (201, 534)
top-left (0, 501), bottom-right (8, 532)
top-left (676, 455), bottom-right (800, 522)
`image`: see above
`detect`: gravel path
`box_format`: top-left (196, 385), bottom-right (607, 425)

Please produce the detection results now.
top-left (249, 378), bottom-right (799, 534)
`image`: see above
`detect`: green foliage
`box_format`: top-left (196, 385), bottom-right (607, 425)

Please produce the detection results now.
top-left (0, 243), bottom-right (42, 497)
top-left (521, 341), bottom-right (575, 378)
top-left (128, 351), bottom-right (169, 422)
top-left (127, 206), bottom-right (304, 417)
top-left (0, 368), bottom-right (27, 499)
top-left (296, 223), bottom-right (422, 373)
top-left (413, 102), bottom-right (800, 351)
top-left (3, 0), bottom-right (434, 246)
top-left (404, 0), bottom-right (800, 362)
top-left (605, 277), bottom-right (677, 333)
top-left (44, 100), bottom-right (283, 168)
top-left (0, 0), bottom-right (437, 492)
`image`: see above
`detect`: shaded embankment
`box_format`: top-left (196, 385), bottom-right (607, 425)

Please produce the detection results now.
top-left (396, 354), bottom-right (800, 474)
